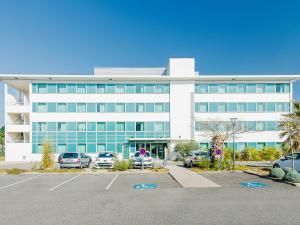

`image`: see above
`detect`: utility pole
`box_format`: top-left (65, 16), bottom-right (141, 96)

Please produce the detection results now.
top-left (230, 118), bottom-right (238, 170)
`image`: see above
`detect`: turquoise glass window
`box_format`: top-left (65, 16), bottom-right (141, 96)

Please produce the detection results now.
top-left (136, 122), bottom-right (144, 131)
top-left (38, 84), bottom-right (47, 93)
top-left (126, 122), bottom-right (135, 131)
top-left (247, 103), bottom-right (257, 112)
top-left (247, 121), bottom-right (256, 131)
top-left (256, 84), bottom-right (265, 93)
top-left (77, 84), bottom-right (86, 94)
top-left (87, 103), bottom-right (96, 112)
top-left (217, 103), bottom-right (226, 112)
top-left (107, 103), bottom-right (115, 112)
top-left (67, 103), bottom-right (76, 112)
top-left (77, 144), bottom-right (86, 153)
top-left (209, 103), bottom-right (218, 112)
top-left (145, 84), bottom-right (154, 93)
top-left (97, 122), bottom-right (106, 131)
top-left (154, 122), bottom-right (164, 132)
top-left (145, 103), bottom-right (154, 112)
top-left (106, 84), bottom-right (115, 93)
top-left (57, 103), bottom-right (67, 112)
top-left (218, 84), bottom-right (227, 93)
top-left (57, 84), bottom-right (66, 93)
top-left (97, 144), bottom-right (106, 152)
top-left (87, 122), bottom-right (96, 131)
top-left (77, 103), bottom-right (86, 112)
top-left (48, 122), bottom-right (56, 131)
top-left (164, 103), bottom-right (170, 112)
top-left (57, 144), bottom-right (67, 153)
top-left (237, 103), bottom-right (246, 112)
top-left (97, 103), bottom-right (106, 112)
top-left (284, 103), bottom-right (290, 112)
top-left (126, 103), bottom-right (135, 112)
top-left (115, 84), bottom-right (125, 94)
top-left (97, 84), bottom-right (105, 94)
top-left (32, 103), bottom-right (37, 112)
top-left (32, 84), bottom-right (37, 93)
top-left (276, 103), bottom-right (284, 112)
top-left (145, 122), bottom-right (154, 131)
top-left (67, 84), bottom-right (76, 93)
top-left (228, 103), bottom-right (237, 112)
top-left (126, 84), bottom-right (135, 93)
top-left (58, 122), bottom-right (67, 131)
top-left (67, 122), bottom-right (76, 131)
top-left (246, 84), bottom-right (256, 93)
top-left (155, 103), bottom-right (164, 112)
top-left (266, 103), bottom-right (275, 112)
top-left (257, 142), bottom-right (266, 149)
top-left (136, 84), bottom-right (144, 93)
top-left (47, 84), bottom-right (57, 93)
top-left (77, 122), bottom-right (86, 131)
top-left (107, 122), bottom-right (115, 131)
top-left (136, 103), bottom-right (144, 112)
top-left (256, 121), bottom-right (266, 131)
top-left (257, 103), bottom-right (265, 112)
top-left (115, 103), bottom-right (125, 112)
top-left (48, 103), bottom-right (56, 112)
top-left (237, 84), bottom-right (246, 93)
top-left (208, 84), bottom-right (218, 93)
top-left (227, 84), bottom-right (237, 93)
top-left (116, 122), bottom-right (125, 131)
top-left (196, 84), bottom-right (208, 93)
top-left (87, 84), bottom-right (96, 94)
top-left (154, 84), bottom-right (164, 94)
top-left (163, 84), bottom-right (170, 93)
top-left (37, 103), bottom-right (47, 112)
top-left (284, 84), bottom-right (290, 92)
top-left (87, 144), bottom-right (96, 153)
top-left (265, 84), bottom-right (275, 93)
top-left (267, 121), bottom-right (276, 131)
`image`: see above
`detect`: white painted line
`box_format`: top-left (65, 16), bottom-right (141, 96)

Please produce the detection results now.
top-left (0, 174), bottom-right (43, 191)
top-left (105, 174), bottom-right (119, 190)
top-left (49, 174), bottom-right (81, 191)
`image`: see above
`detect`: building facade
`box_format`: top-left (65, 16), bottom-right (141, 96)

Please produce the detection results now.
top-left (1, 58), bottom-right (300, 161)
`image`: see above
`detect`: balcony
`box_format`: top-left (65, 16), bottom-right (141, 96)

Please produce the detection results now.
top-left (6, 123), bottom-right (30, 133)
top-left (6, 102), bottom-right (30, 113)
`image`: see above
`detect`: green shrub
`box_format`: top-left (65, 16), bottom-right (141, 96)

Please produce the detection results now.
top-left (282, 170), bottom-right (300, 183)
top-left (113, 160), bottom-right (131, 171)
top-left (196, 158), bottom-right (211, 169)
top-left (175, 141), bottom-right (199, 158)
top-left (283, 167), bottom-right (293, 174)
top-left (224, 147), bottom-right (233, 161)
top-left (260, 147), bottom-right (281, 161)
top-left (6, 168), bottom-right (25, 175)
top-left (269, 168), bottom-right (285, 179)
top-left (220, 159), bottom-right (232, 171)
top-left (41, 142), bottom-right (54, 169)
top-left (241, 147), bottom-right (261, 161)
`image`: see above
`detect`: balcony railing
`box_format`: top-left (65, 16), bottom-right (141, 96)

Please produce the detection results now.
top-left (7, 140), bottom-right (30, 143)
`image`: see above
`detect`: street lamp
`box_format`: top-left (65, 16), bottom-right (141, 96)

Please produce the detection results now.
top-left (230, 118), bottom-right (238, 170)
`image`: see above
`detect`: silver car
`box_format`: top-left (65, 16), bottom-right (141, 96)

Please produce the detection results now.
top-left (184, 150), bottom-right (208, 167)
top-left (59, 152), bottom-right (91, 169)
top-left (95, 152), bottom-right (116, 169)
top-left (132, 152), bottom-right (154, 169)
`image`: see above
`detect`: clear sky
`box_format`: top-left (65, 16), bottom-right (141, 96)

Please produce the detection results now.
top-left (0, 0), bottom-right (300, 126)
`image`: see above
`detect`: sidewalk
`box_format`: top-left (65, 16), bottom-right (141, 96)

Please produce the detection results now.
top-left (167, 164), bottom-right (221, 188)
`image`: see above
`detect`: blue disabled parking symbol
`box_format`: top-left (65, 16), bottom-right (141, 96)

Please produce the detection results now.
top-left (134, 184), bottom-right (157, 190)
top-left (240, 182), bottom-right (270, 188)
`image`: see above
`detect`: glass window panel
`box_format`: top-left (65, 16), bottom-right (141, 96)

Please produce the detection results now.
top-left (164, 103), bottom-right (170, 112)
top-left (163, 84), bottom-right (170, 93)
top-left (276, 102), bottom-right (284, 112)
top-left (266, 103), bottom-right (275, 112)
top-left (246, 84), bottom-right (256, 93)
top-left (228, 103), bottom-right (237, 112)
top-left (87, 84), bottom-right (96, 94)
top-left (107, 122), bottom-right (115, 131)
top-left (38, 122), bottom-right (47, 131)
top-left (116, 122), bottom-right (125, 131)
top-left (47, 84), bottom-right (56, 93)
top-left (87, 103), bottom-right (96, 112)
top-left (276, 84), bottom-right (284, 93)
top-left (136, 122), bottom-right (144, 131)
top-left (238, 121), bottom-right (247, 131)
top-left (67, 122), bottom-right (76, 131)
top-left (145, 103), bottom-right (154, 112)
top-left (256, 84), bottom-right (265, 93)
top-left (77, 144), bottom-right (86, 153)
top-left (115, 103), bottom-right (125, 112)
top-left (238, 142), bottom-right (247, 151)
top-left (247, 103), bottom-right (256, 112)
top-left (145, 122), bottom-right (154, 131)
top-left (58, 122), bottom-right (67, 131)
top-left (284, 103), bottom-right (290, 112)
top-left (97, 84), bottom-right (105, 94)
top-left (227, 84), bottom-right (237, 93)
top-left (155, 84), bottom-right (164, 94)
top-left (155, 103), bottom-right (164, 112)
top-left (265, 83), bottom-right (275, 93)
top-left (32, 84), bottom-right (37, 93)
top-left (97, 103), bottom-right (106, 112)
top-left (77, 122), bottom-right (86, 131)
top-left (198, 84), bottom-right (208, 94)
top-left (37, 103), bottom-right (47, 112)
top-left (237, 84), bottom-right (246, 93)
top-left (77, 84), bottom-right (86, 94)
top-left (154, 122), bottom-right (164, 132)
top-left (126, 84), bottom-right (135, 93)
top-left (87, 122), bottom-right (96, 131)
top-left (57, 103), bottom-right (67, 112)
top-left (217, 103), bottom-right (226, 112)
top-left (67, 84), bottom-right (76, 93)
top-left (217, 84), bottom-right (227, 93)
top-left (48, 103), bottom-right (56, 112)
top-left (267, 121), bottom-right (276, 131)
top-left (199, 103), bottom-right (208, 113)
top-left (97, 144), bottom-right (106, 152)
top-left (38, 84), bottom-right (47, 93)
top-left (106, 84), bottom-right (115, 93)
top-left (136, 103), bottom-right (144, 112)
top-left (97, 122), bottom-right (106, 131)
top-left (208, 84), bottom-right (218, 93)
top-left (136, 84), bottom-right (144, 93)
top-left (237, 103), bottom-right (246, 112)
top-left (145, 84), bottom-right (154, 93)
top-left (77, 103), bottom-right (86, 112)
top-left (284, 84), bottom-right (290, 92)
top-left (48, 123), bottom-right (56, 131)
top-left (247, 121), bottom-right (256, 131)
top-left (126, 122), bottom-right (135, 131)
top-left (107, 103), bottom-right (115, 112)
top-left (57, 144), bottom-right (67, 153)
top-left (67, 103), bottom-right (76, 112)
top-left (257, 142), bottom-right (266, 150)
top-left (209, 103), bottom-right (218, 112)
top-left (115, 84), bottom-right (125, 94)
top-left (256, 121), bottom-right (266, 131)
top-left (257, 103), bottom-right (265, 112)
top-left (126, 103), bottom-right (135, 112)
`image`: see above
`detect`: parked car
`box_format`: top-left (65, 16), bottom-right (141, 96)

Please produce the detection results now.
top-left (132, 152), bottom-right (154, 168)
top-left (273, 152), bottom-right (300, 172)
top-left (59, 152), bottom-right (91, 169)
top-left (184, 150), bottom-right (208, 167)
top-left (94, 152), bottom-right (116, 169)
top-left (57, 153), bottom-right (64, 163)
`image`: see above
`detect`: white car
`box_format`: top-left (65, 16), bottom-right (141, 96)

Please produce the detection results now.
top-left (132, 152), bottom-right (154, 168)
top-left (273, 152), bottom-right (300, 172)
top-left (184, 150), bottom-right (208, 167)
top-left (94, 152), bottom-right (116, 169)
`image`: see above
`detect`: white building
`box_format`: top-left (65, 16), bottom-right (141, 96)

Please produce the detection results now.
top-left (1, 58), bottom-right (300, 162)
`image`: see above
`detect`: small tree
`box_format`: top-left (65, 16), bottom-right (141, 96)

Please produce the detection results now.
top-left (41, 142), bottom-right (54, 169)
top-left (175, 141), bottom-right (199, 158)
top-left (0, 126), bottom-right (4, 151)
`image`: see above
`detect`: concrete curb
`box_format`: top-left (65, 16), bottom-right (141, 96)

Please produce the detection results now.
top-left (243, 170), bottom-right (300, 187)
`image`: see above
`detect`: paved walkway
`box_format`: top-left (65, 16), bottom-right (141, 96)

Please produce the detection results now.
top-left (167, 164), bottom-right (221, 188)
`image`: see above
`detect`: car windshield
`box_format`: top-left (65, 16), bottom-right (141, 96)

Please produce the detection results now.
top-left (98, 153), bottom-right (114, 158)
top-left (62, 153), bottom-right (78, 158)
top-left (134, 152), bottom-right (150, 157)
top-left (195, 152), bottom-right (207, 156)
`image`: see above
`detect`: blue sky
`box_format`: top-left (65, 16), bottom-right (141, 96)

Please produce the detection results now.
top-left (0, 0), bottom-right (300, 126)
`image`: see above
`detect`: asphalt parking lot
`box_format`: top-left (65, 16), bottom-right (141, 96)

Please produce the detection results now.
top-left (0, 172), bottom-right (300, 225)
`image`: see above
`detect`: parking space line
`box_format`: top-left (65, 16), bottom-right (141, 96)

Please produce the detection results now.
top-left (105, 174), bottom-right (119, 190)
top-left (49, 174), bottom-right (81, 191)
top-left (0, 174), bottom-right (43, 191)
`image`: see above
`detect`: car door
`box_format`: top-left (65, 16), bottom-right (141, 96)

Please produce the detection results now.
top-left (295, 153), bottom-right (300, 172)
top-left (80, 153), bottom-right (87, 166)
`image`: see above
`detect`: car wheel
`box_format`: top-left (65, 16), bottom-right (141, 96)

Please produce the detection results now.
top-left (183, 162), bottom-right (187, 167)
top-left (273, 164), bottom-right (280, 168)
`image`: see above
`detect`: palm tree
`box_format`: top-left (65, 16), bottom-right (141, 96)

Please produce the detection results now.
top-left (279, 102), bottom-right (300, 170)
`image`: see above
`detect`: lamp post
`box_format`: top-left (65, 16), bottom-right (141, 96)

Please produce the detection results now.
top-left (230, 118), bottom-right (238, 170)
